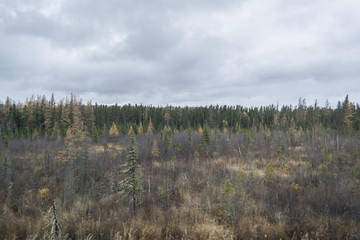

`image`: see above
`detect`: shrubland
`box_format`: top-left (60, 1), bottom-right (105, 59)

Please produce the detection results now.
top-left (0, 95), bottom-right (360, 239)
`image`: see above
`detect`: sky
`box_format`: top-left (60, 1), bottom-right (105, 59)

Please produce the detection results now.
top-left (0, 0), bottom-right (360, 107)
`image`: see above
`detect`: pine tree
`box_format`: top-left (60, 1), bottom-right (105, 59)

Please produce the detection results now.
top-left (273, 110), bottom-right (280, 129)
top-left (177, 107), bottom-right (182, 130)
top-left (2, 136), bottom-right (9, 182)
top-left (200, 121), bottom-right (211, 146)
top-left (296, 98), bottom-right (307, 128)
top-left (84, 100), bottom-right (95, 131)
top-left (163, 132), bottom-right (171, 208)
top-left (187, 129), bottom-right (193, 146)
top-left (323, 99), bottom-right (331, 128)
top-left (57, 99), bottom-right (65, 135)
top-left (119, 134), bottom-right (143, 214)
top-left (60, 99), bottom-right (72, 132)
top-left (3, 97), bottom-right (11, 128)
top-left (51, 201), bottom-right (61, 238)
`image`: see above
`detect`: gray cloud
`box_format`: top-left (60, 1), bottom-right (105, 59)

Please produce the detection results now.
top-left (0, 0), bottom-right (360, 107)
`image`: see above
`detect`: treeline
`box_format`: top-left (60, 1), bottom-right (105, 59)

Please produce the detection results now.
top-left (0, 94), bottom-right (359, 139)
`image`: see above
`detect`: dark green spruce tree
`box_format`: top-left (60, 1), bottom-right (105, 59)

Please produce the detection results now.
top-left (119, 133), bottom-right (143, 214)
top-left (200, 121), bottom-right (211, 146)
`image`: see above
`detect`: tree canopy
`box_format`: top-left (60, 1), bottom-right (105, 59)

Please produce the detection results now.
top-left (1, 95), bottom-right (359, 139)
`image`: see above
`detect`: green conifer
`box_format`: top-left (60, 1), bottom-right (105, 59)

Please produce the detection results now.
top-left (119, 134), bottom-right (143, 214)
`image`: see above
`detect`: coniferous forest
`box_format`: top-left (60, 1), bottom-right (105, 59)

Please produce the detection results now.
top-left (1, 94), bottom-right (360, 239)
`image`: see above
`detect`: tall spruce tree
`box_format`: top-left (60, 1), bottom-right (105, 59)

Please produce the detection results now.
top-left (119, 133), bottom-right (143, 214)
top-left (200, 121), bottom-right (211, 146)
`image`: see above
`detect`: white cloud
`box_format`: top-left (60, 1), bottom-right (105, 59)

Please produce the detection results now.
top-left (0, 0), bottom-right (360, 107)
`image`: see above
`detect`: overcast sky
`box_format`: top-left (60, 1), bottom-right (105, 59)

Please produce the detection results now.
top-left (0, 0), bottom-right (360, 107)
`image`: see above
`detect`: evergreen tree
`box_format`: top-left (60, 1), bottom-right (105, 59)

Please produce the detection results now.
top-left (84, 100), bottom-right (95, 130)
top-left (3, 97), bottom-right (11, 129)
top-left (200, 121), bottom-right (211, 146)
top-left (119, 134), bottom-right (143, 214)
top-left (2, 94), bottom-right (360, 138)
top-left (187, 129), bottom-right (193, 146)
top-left (2, 136), bottom-right (9, 182)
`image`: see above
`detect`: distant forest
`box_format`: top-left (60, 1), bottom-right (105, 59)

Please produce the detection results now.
top-left (0, 94), bottom-right (359, 139)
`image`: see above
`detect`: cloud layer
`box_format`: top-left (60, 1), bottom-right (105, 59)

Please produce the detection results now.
top-left (1, 0), bottom-right (360, 107)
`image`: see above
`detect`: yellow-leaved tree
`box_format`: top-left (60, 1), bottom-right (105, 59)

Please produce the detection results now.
top-left (61, 103), bottom-right (90, 208)
top-left (164, 105), bottom-right (171, 126)
top-left (343, 95), bottom-right (354, 128)
top-left (147, 117), bottom-right (153, 135)
top-left (198, 124), bottom-right (203, 134)
top-left (128, 125), bottom-right (134, 135)
top-left (151, 139), bottom-right (160, 158)
top-left (109, 122), bottom-right (119, 136)
top-left (138, 122), bottom-right (144, 134)
top-left (222, 120), bottom-right (228, 133)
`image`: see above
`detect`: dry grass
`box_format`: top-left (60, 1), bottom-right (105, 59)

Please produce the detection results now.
top-left (107, 143), bottom-right (124, 151)
top-left (194, 221), bottom-right (233, 239)
top-left (92, 145), bottom-right (105, 153)
top-left (2, 131), bottom-right (360, 239)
